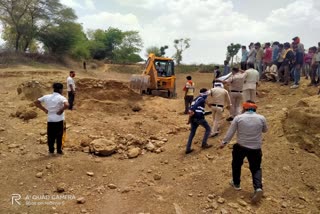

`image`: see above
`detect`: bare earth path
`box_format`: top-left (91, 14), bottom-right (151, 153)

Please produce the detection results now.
top-left (0, 66), bottom-right (319, 214)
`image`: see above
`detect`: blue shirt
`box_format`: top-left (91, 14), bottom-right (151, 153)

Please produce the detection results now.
top-left (272, 46), bottom-right (279, 62)
top-left (241, 50), bottom-right (248, 62)
top-left (223, 65), bottom-right (230, 76)
top-left (190, 95), bottom-right (207, 119)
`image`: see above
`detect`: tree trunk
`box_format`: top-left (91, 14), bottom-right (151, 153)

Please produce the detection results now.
top-left (15, 34), bottom-right (21, 52)
top-left (231, 56), bottom-right (234, 67)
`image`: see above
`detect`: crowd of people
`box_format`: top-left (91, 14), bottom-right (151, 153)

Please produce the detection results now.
top-left (240, 37), bottom-right (320, 89)
top-left (183, 37), bottom-right (319, 204)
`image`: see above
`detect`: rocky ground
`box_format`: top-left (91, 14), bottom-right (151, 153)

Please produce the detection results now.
top-left (0, 65), bottom-right (319, 214)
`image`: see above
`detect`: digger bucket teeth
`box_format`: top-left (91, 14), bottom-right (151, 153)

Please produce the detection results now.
top-left (130, 75), bottom-right (150, 94)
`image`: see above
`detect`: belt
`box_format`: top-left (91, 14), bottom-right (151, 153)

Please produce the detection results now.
top-left (231, 90), bottom-right (242, 93)
top-left (210, 104), bottom-right (223, 108)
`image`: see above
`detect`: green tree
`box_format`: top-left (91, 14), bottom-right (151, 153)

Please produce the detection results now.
top-left (38, 22), bottom-right (87, 56)
top-left (0, 0), bottom-right (76, 52)
top-left (173, 38), bottom-right (190, 65)
top-left (226, 43), bottom-right (241, 66)
top-left (160, 45), bottom-right (168, 57)
top-left (88, 27), bottom-right (124, 60)
top-left (145, 46), bottom-right (161, 57)
top-left (113, 30), bottom-right (143, 63)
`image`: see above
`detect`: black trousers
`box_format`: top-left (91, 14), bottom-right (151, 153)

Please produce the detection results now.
top-left (184, 95), bottom-right (194, 114)
top-left (68, 91), bottom-right (75, 110)
top-left (232, 143), bottom-right (263, 190)
top-left (47, 121), bottom-right (64, 153)
top-left (240, 62), bottom-right (247, 70)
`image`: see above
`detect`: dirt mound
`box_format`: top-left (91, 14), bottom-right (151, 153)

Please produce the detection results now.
top-left (17, 80), bottom-right (48, 100)
top-left (77, 78), bottom-right (141, 101)
top-left (76, 78), bottom-right (142, 113)
top-left (283, 96), bottom-right (320, 156)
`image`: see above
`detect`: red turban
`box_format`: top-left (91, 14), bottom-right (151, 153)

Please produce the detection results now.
top-left (243, 102), bottom-right (257, 110)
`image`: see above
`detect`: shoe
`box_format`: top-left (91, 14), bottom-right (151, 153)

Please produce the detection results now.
top-left (251, 188), bottom-right (263, 203)
top-left (201, 144), bottom-right (213, 149)
top-left (290, 84), bottom-right (299, 89)
top-left (229, 180), bottom-right (241, 191)
top-left (57, 151), bottom-right (64, 155)
top-left (226, 117), bottom-right (234, 121)
top-left (185, 149), bottom-right (194, 154)
top-left (209, 133), bottom-right (219, 138)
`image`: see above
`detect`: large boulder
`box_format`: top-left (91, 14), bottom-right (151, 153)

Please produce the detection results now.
top-left (89, 139), bottom-right (117, 156)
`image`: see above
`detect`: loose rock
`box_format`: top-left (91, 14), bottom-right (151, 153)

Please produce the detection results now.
top-left (35, 172), bottom-right (43, 178)
top-left (86, 172), bottom-right (94, 176)
top-left (89, 138), bottom-right (117, 156)
top-left (107, 184), bottom-right (117, 189)
top-left (77, 197), bottom-right (86, 204)
top-left (127, 148), bottom-right (141, 158)
top-left (217, 196), bottom-right (225, 204)
top-left (56, 183), bottom-right (66, 193)
top-left (153, 173), bottom-right (162, 181)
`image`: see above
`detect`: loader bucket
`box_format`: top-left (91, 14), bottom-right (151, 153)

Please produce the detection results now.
top-left (130, 74), bottom-right (150, 94)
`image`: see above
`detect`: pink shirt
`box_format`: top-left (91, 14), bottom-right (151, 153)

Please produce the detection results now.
top-left (263, 48), bottom-right (272, 63)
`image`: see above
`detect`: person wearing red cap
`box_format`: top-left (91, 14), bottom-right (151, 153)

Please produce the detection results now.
top-left (292, 36), bottom-right (304, 53)
top-left (219, 100), bottom-right (268, 204)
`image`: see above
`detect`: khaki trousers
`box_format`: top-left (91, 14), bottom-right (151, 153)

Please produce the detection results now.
top-left (230, 92), bottom-right (243, 118)
top-left (210, 106), bottom-right (223, 134)
top-left (243, 89), bottom-right (256, 102)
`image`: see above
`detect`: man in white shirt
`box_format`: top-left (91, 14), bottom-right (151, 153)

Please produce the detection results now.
top-left (243, 63), bottom-right (259, 102)
top-left (35, 83), bottom-right (69, 155)
top-left (67, 71), bottom-right (76, 110)
top-left (219, 100), bottom-right (268, 204)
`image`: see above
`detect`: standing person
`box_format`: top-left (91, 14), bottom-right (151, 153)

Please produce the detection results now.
top-left (280, 43), bottom-right (294, 86)
top-left (241, 46), bottom-right (248, 70)
top-left (277, 44), bottom-right (285, 82)
top-left (223, 61), bottom-right (230, 76)
top-left (219, 100), bottom-right (268, 204)
top-left (247, 42), bottom-right (256, 66)
top-left (291, 43), bottom-right (304, 89)
top-left (224, 67), bottom-right (246, 121)
top-left (309, 46), bottom-right (319, 86)
top-left (243, 63), bottom-right (260, 102)
top-left (272, 42), bottom-right (280, 64)
top-left (34, 83), bottom-right (69, 155)
top-left (183, 76), bottom-right (195, 114)
top-left (67, 71), bottom-right (76, 110)
top-left (186, 88), bottom-right (212, 154)
top-left (206, 82), bottom-right (231, 137)
top-left (303, 48), bottom-right (314, 80)
top-left (255, 42), bottom-right (264, 76)
top-left (292, 36), bottom-right (304, 53)
top-left (263, 42), bottom-right (272, 71)
top-left (83, 61), bottom-right (87, 71)
top-left (213, 66), bottom-right (221, 80)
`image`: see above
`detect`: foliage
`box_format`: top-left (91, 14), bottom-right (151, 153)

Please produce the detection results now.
top-left (145, 46), bottom-right (161, 57)
top-left (113, 31), bottom-right (143, 63)
top-left (160, 45), bottom-right (168, 56)
top-left (173, 38), bottom-right (190, 65)
top-left (226, 43), bottom-right (241, 66)
top-left (38, 22), bottom-right (88, 57)
top-left (0, 0), bottom-right (77, 52)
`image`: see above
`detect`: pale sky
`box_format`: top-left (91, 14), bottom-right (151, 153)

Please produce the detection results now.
top-left (2, 0), bottom-right (320, 64)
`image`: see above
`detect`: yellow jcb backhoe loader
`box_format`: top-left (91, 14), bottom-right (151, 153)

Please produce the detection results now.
top-left (130, 53), bottom-right (176, 98)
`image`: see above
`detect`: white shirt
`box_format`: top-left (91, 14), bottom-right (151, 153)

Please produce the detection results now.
top-left (67, 76), bottom-right (76, 92)
top-left (223, 112), bottom-right (268, 149)
top-left (243, 68), bottom-right (259, 90)
top-left (38, 93), bottom-right (68, 122)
